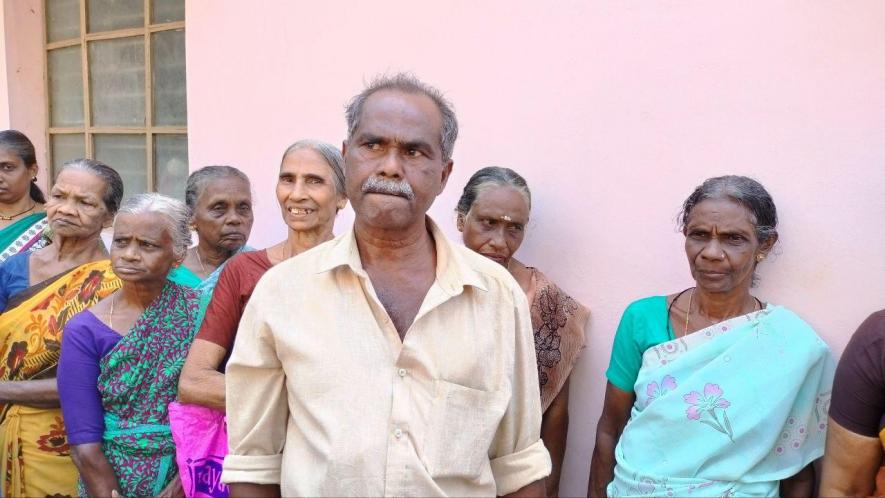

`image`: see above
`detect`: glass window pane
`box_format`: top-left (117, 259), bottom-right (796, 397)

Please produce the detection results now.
top-left (94, 134), bottom-right (147, 195)
top-left (154, 134), bottom-right (188, 200)
top-left (89, 36), bottom-right (145, 126)
top-left (151, 0), bottom-right (184, 24)
top-left (152, 29), bottom-right (187, 126)
top-left (50, 134), bottom-right (86, 173)
top-left (48, 46), bottom-right (84, 127)
top-left (46, 0), bottom-right (81, 43)
top-left (87, 0), bottom-right (143, 33)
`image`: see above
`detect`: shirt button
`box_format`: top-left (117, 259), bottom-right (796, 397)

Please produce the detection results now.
top-left (394, 428), bottom-right (403, 439)
top-left (397, 368), bottom-right (406, 377)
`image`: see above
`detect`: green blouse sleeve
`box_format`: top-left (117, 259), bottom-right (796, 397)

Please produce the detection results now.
top-left (605, 296), bottom-right (670, 392)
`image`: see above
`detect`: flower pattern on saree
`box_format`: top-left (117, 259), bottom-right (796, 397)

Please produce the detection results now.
top-left (814, 391), bottom-right (831, 431)
top-left (36, 417), bottom-right (69, 456)
top-left (532, 285), bottom-right (578, 386)
top-left (5, 341), bottom-right (27, 379)
top-left (96, 282), bottom-right (198, 496)
top-left (77, 270), bottom-right (104, 303)
top-left (683, 383), bottom-right (734, 442)
top-left (645, 375), bottom-right (677, 406)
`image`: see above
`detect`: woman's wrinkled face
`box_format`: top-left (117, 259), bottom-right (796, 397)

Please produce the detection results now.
top-left (683, 198), bottom-right (771, 294)
top-left (0, 146), bottom-right (37, 205)
top-left (457, 184), bottom-right (530, 267)
top-left (45, 169), bottom-right (112, 239)
top-left (191, 176), bottom-right (253, 253)
top-left (111, 212), bottom-right (180, 284)
top-left (276, 148), bottom-right (346, 233)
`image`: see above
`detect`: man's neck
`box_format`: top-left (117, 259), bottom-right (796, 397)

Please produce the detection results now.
top-left (354, 218), bottom-right (435, 268)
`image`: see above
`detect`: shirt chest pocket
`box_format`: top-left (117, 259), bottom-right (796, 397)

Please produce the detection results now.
top-left (421, 379), bottom-right (509, 480)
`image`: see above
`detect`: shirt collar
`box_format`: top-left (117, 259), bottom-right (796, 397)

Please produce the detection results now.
top-left (317, 216), bottom-right (487, 294)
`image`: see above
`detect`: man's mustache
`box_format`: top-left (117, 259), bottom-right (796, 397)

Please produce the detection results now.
top-left (361, 177), bottom-right (415, 200)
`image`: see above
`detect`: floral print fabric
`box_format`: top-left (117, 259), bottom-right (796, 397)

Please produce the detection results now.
top-left (0, 260), bottom-right (120, 497)
top-left (608, 305), bottom-right (835, 498)
top-left (94, 282), bottom-right (198, 497)
top-left (525, 268), bottom-right (589, 411)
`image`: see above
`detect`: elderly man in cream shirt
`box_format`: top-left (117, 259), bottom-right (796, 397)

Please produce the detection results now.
top-left (222, 74), bottom-right (551, 498)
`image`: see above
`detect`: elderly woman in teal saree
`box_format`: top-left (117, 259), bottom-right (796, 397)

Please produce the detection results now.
top-left (59, 193), bottom-right (199, 497)
top-left (588, 176), bottom-right (834, 498)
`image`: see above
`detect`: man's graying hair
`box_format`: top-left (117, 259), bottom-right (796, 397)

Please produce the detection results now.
top-left (185, 165), bottom-right (251, 213)
top-left (115, 193), bottom-right (191, 259)
top-left (456, 166), bottom-right (531, 216)
top-left (679, 175), bottom-right (778, 246)
top-left (345, 73), bottom-right (459, 162)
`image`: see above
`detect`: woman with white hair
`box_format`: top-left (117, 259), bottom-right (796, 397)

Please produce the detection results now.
top-left (58, 193), bottom-right (200, 497)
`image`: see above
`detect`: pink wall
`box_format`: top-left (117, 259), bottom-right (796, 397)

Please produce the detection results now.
top-left (187, 2), bottom-right (885, 495)
top-left (4, 0), bottom-right (49, 189)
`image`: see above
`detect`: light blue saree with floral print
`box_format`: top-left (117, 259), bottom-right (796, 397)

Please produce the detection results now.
top-left (608, 305), bottom-right (834, 498)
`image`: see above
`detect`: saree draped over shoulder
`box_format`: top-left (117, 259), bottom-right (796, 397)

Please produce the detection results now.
top-left (0, 212), bottom-right (48, 264)
top-left (608, 305), bottom-right (834, 498)
top-left (167, 246), bottom-right (252, 333)
top-left (525, 268), bottom-right (588, 411)
top-left (95, 282), bottom-right (198, 497)
top-left (0, 259), bottom-right (120, 498)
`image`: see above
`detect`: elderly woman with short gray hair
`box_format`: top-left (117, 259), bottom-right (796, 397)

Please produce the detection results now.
top-left (588, 175), bottom-right (834, 498)
top-left (168, 165), bottom-right (254, 289)
top-left (59, 193), bottom-right (200, 497)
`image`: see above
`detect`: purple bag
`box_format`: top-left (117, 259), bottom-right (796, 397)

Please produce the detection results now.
top-left (168, 401), bottom-right (230, 498)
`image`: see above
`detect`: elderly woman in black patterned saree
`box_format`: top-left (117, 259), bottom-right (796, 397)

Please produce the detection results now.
top-left (0, 158), bottom-right (124, 497)
top-left (455, 166), bottom-right (589, 497)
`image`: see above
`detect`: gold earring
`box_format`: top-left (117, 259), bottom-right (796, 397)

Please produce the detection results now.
top-left (756, 254), bottom-right (765, 261)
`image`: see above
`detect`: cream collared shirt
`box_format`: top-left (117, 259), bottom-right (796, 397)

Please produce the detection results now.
top-left (221, 218), bottom-right (551, 497)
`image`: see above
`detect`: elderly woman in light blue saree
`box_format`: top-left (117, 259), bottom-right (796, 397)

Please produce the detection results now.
top-left (588, 176), bottom-right (834, 498)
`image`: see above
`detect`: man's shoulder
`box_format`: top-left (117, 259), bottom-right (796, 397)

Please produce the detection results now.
top-left (449, 243), bottom-right (521, 298)
top-left (255, 236), bottom-right (342, 287)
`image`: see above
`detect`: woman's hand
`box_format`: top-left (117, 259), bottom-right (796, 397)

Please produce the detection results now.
top-left (71, 443), bottom-right (122, 497)
top-left (156, 474), bottom-right (184, 498)
top-left (587, 382), bottom-right (634, 497)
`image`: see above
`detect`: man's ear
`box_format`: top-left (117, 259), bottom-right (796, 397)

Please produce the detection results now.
top-left (341, 140), bottom-right (348, 157)
top-left (102, 212), bottom-right (114, 229)
top-left (456, 212), bottom-right (465, 232)
top-left (336, 195), bottom-right (348, 212)
top-left (437, 160), bottom-right (453, 195)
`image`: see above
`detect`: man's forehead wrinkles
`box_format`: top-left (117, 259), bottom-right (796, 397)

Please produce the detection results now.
top-left (359, 127), bottom-right (433, 147)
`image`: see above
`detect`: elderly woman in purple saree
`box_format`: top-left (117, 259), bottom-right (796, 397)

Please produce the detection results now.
top-left (59, 193), bottom-right (199, 497)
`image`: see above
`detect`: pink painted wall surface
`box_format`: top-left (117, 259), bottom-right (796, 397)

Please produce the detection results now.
top-left (4, 0), bottom-right (49, 189)
top-left (186, 2), bottom-right (885, 495)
